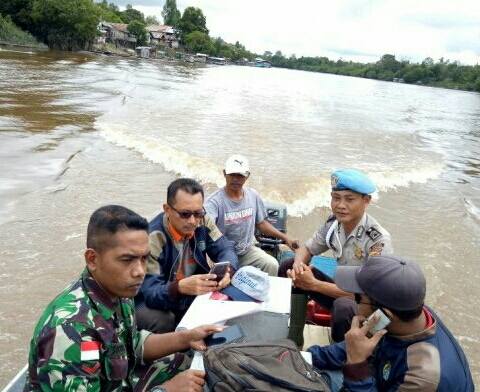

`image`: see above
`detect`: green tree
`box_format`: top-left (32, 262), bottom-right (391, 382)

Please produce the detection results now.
top-left (96, 0), bottom-right (122, 22)
top-left (377, 54), bottom-right (401, 73)
top-left (178, 6), bottom-right (208, 42)
top-left (422, 57), bottom-right (434, 66)
top-left (127, 20), bottom-right (147, 45)
top-left (121, 4), bottom-right (144, 24)
top-left (183, 30), bottom-right (213, 54)
top-left (161, 0), bottom-right (180, 27)
top-left (145, 15), bottom-right (159, 25)
top-left (31, 0), bottom-right (101, 50)
top-left (402, 65), bottom-right (425, 84)
top-left (0, 0), bottom-right (35, 32)
top-left (0, 12), bottom-right (47, 48)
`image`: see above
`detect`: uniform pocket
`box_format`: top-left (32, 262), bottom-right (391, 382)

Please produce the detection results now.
top-left (104, 342), bottom-right (129, 381)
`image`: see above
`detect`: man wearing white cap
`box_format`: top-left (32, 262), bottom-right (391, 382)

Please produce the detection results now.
top-left (205, 154), bottom-right (299, 276)
top-left (279, 169), bottom-right (393, 346)
top-left (307, 255), bottom-right (474, 391)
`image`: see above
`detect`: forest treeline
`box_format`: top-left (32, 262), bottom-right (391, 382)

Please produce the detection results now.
top-left (267, 53), bottom-right (480, 92)
top-left (1, 0), bottom-right (479, 92)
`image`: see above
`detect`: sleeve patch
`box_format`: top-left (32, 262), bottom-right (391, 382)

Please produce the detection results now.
top-left (80, 341), bottom-right (101, 361)
top-left (369, 242), bottom-right (385, 256)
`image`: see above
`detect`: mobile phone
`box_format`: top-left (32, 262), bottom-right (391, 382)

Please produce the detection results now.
top-left (209, 261), bottom-right (230, 282)
top-left (363, 308), bottom-right (391, 337)
top-left (204, 323), bottom-right (246, 348)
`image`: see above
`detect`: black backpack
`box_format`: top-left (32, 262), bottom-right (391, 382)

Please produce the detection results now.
top-left (203, 339), bottom-right (331, 391)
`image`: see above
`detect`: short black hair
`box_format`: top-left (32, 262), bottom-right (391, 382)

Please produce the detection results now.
top-left (375, 299), bottom-right (424, 322)
top-left (167, 178), bottom-right (204, 206)
top-left (86, 205), bottom-right (148, 253)
top-left (388, 306), bottom-right (424, 322)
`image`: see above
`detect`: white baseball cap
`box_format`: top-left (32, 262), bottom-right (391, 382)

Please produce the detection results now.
top-left (221, 266), bottom-right (270, 302)
top-left (225, 155), bottom-right (250, 177)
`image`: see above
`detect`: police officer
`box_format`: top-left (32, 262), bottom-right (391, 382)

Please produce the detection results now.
top-left (279, 169), bottom-right (393, 346)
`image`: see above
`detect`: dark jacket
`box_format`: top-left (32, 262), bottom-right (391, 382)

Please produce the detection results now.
top-left (135, 212), bottom-right (238, 312)
top-left (307, 306), bottom-right (474, 392)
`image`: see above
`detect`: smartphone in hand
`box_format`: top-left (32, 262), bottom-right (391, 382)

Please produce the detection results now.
top-left (363, 308), bottom-right (391, 337)
top-left (209, 261), bottom-right (230, 283)
top-left (204, 323), bottom-right (246, 348)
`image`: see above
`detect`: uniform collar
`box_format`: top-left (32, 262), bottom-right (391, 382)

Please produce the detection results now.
top-left (168, 220), bottom-right (194, 242)
top-left (81, 268), bottom-right (116, 320)
top-left (341, 213), bottom-right (368, 239)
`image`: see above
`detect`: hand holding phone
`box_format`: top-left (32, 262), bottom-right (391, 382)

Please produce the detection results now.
top-left (204, 323), bottom-right (245, 348)
top-left (363, 308), bottom-right (391, 337)
top-left (209, 261), bottom-right (230, 283)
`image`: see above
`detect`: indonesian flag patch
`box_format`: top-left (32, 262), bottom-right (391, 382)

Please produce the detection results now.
top-left (81, 341), bottom-right (101, 361)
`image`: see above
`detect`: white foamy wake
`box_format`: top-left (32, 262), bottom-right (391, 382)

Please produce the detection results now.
top-left (99, 125), bottom-right (225, 188)
top-left (259, 162), bottom-right (444, 217)
top-left (99, 124), bottom-right (444, 218)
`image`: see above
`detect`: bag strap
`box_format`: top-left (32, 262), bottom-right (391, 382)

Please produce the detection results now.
top-left (240, 362), bottom-right (326, 391)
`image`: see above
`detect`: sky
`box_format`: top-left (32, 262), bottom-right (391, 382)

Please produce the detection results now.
top-left (115, 0), bottom-right (480, 65)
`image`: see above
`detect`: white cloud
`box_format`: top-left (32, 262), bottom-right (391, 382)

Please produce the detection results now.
top-left (119, 0), bottom-right (480, 65)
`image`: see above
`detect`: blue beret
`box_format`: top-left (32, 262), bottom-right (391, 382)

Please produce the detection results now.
top-left (331, 169), bottom-right (376, 194)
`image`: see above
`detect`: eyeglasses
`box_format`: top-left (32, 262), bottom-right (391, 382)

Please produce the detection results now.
top-left (169, 204), bottom-right (206, 219)
top-left (354, 293), bottom-right (376, 307)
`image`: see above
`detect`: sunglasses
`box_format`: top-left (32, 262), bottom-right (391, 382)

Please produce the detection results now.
top-left (169, 204), bottom-right (206, 219)
top-left (354, 293), bottom-right (377, 307)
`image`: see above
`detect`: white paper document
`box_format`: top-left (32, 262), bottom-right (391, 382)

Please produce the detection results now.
top-left (190, 350), bottom-right (205, 371)
top-left (260, 276), bottom-right (291, 314)
top-left (175, 293), bottom-right (262, 331)
top-left (175, 276), bottom-right (291, 331)
top-left (301, 351), bottom-right (312, 365)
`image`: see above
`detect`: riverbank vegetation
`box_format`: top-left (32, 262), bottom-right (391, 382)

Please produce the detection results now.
top-left (1, 0), bottom-right (479, 92)
top-left (0, 14), bottom-right (47, 49)
top-left (267, 53), bottom-right (480, 92)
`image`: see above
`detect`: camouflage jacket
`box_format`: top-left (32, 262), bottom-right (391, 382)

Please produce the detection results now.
top-left (25, 268), bottom-right (151, 391)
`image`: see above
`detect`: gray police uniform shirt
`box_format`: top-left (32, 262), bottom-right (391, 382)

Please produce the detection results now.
top-left (205, 187), bottom-right (267, 256)
top-left (305, 213), bottom-right (393, 266)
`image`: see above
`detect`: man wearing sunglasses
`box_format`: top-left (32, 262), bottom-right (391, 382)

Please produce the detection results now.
top-left (135, 178), bottom-right (239, 333)
top-left (204, 154), bottom-right (299, 276)
top-left (307, 255), bottom-right (474, 392)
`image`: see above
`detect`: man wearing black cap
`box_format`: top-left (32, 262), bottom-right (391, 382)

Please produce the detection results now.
top-left (279, 169), bottom-right (393, 346)
top-left (307, 255), bottom-right (474, 391)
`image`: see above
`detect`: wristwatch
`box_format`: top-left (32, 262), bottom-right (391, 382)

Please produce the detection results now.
top-left (150, 387), bottom-right (167, 392)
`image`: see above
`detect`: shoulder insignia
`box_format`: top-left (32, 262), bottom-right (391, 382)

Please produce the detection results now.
top-left (355, 226), bottom-right (365, 239)
top-left (366, 228), bottom-right (382, 241)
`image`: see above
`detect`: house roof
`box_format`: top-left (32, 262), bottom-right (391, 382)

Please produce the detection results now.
top-left (104, 22), bottom-right (129, 33)
top-left (147, 25), bottom-right (174, 34)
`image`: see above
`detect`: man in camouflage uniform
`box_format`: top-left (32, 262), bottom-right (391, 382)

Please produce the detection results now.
top-left (25, 205), bottom-right (221, 392)
top-left (279, 169), bottom-right (393, 345)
